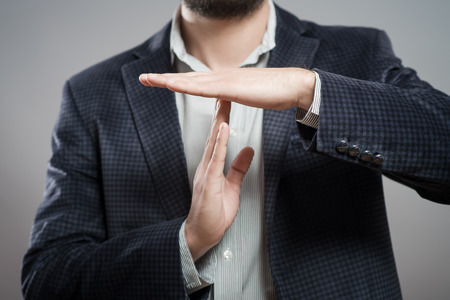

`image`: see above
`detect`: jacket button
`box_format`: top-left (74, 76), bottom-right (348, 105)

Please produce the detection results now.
top-left (335, 139), bottom-right (349, 153)
top-left (347, 144), bottom-right (360, 157)
top-left (373, 153), bottom-right (385, 166)
top-left (359, 150), bottom-right (373, 162)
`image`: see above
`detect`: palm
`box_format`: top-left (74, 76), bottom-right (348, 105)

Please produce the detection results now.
top-left (139, 67), bottom-right (316, 111)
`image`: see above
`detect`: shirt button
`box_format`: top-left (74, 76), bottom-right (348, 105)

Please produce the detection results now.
top-left (223, 249), bottom-right (233, 261)
top-left (229, 128), bottom-right (238, 137)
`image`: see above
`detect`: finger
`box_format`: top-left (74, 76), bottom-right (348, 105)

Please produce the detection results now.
top-left (206, 122), bottom-right (230, 179)
top-left (139, 72), bottom-right (211, 88)
top-left (226, 147), bottom-right (254, 186)
top-left (199, 100), bottom-right (231, 171)
top-left (139, 73), bottom-right (167, 87)
top-left (207, 100), bottom-right (231, 157)
top-left (165, 78), bottom-right (213, 98)
top-left (214, 99), bottom-right (231, 128)
top-left (138, 73), bottom-right (187, 88)
top-left (140, 72), bottom-right (231, 99)
top-left (165, 72), bottom-right (234, 99)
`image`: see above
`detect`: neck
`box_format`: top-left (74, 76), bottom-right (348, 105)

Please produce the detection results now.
top-left (180, 0), bottom-right (269, 71)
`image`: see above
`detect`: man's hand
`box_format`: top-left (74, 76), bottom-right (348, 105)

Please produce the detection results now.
top-left (185, 100), bottom-right (254, 261)
top-left (139, 68), bottom-right (316, 111)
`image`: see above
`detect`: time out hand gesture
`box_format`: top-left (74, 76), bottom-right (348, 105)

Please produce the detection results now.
top-left (138, 67), bottom-right (315, 260)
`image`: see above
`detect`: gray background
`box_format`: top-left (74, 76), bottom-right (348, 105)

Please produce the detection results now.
top-left (1, 0), bottom-right (449, 299)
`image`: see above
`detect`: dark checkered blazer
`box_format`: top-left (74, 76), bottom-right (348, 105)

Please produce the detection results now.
top-left (22, 4), bottom-right (450, 300)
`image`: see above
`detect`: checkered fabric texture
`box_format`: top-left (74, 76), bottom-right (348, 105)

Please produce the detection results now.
top-left (22, 4), bottom-right (450, 300)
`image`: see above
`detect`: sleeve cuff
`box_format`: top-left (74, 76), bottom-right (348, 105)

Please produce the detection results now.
top-left (296, 71), bottom-right (321, 129)
top-left (179, 220), bottom-right (216, 294)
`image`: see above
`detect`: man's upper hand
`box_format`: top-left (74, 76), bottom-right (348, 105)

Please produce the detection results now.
top-left (139, 68), bottom-right (316, 111)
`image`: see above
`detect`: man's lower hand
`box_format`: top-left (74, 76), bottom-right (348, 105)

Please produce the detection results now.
top-left (185, 100), bottom-right (254, 261)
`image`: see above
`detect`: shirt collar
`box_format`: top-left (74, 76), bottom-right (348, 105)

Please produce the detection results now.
top-left (170, 0), bottom-right (277, 71)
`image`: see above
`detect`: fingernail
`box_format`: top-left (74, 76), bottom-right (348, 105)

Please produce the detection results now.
top-left (219, 122), bottom-right (224, 133)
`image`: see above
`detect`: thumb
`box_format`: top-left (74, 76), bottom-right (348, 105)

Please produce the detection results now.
top-left (226, 147), bottom-right (254, 186)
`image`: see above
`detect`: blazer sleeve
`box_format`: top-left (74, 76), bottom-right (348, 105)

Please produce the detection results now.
top-left (21, 81), bottom-right (191, 299)
top-left (297, 30), bottom-right (450, 204)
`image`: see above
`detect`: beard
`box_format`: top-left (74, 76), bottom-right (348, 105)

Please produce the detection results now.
top-left (183, 0), bottom-right (265, 19)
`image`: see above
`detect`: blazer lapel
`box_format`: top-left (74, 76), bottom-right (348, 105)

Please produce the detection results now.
top-left (121, 23), bottom-right (192, 220)
top-left (264, 6), bottom-right (320, 235)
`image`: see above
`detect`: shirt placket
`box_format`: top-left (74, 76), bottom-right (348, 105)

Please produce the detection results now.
top-left (213, 104), bottom-right (244, 299)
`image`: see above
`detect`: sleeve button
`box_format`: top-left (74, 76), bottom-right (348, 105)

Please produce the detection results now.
top-left (335, 139), bottom-right (349, 153)
top-left (359, 150), bottom-right (373, 162)
top-left (372, 153), bottom-right (385, 166)
top-left (347, 144), bottom-right (360, 157)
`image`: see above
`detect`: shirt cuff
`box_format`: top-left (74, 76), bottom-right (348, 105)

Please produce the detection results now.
top-left (179, 220), bottom-right (216, 294)
top-left (296, 71), bottom-right (321, 129)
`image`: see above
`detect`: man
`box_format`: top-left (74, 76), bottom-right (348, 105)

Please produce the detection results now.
top-left (22, 0), bottom-right (450, 299)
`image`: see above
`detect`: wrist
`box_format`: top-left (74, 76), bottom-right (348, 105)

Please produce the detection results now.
top-left (296, 69), bottom-right (316, 110)
top-left (185, 220), bottom-right (218, 261)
